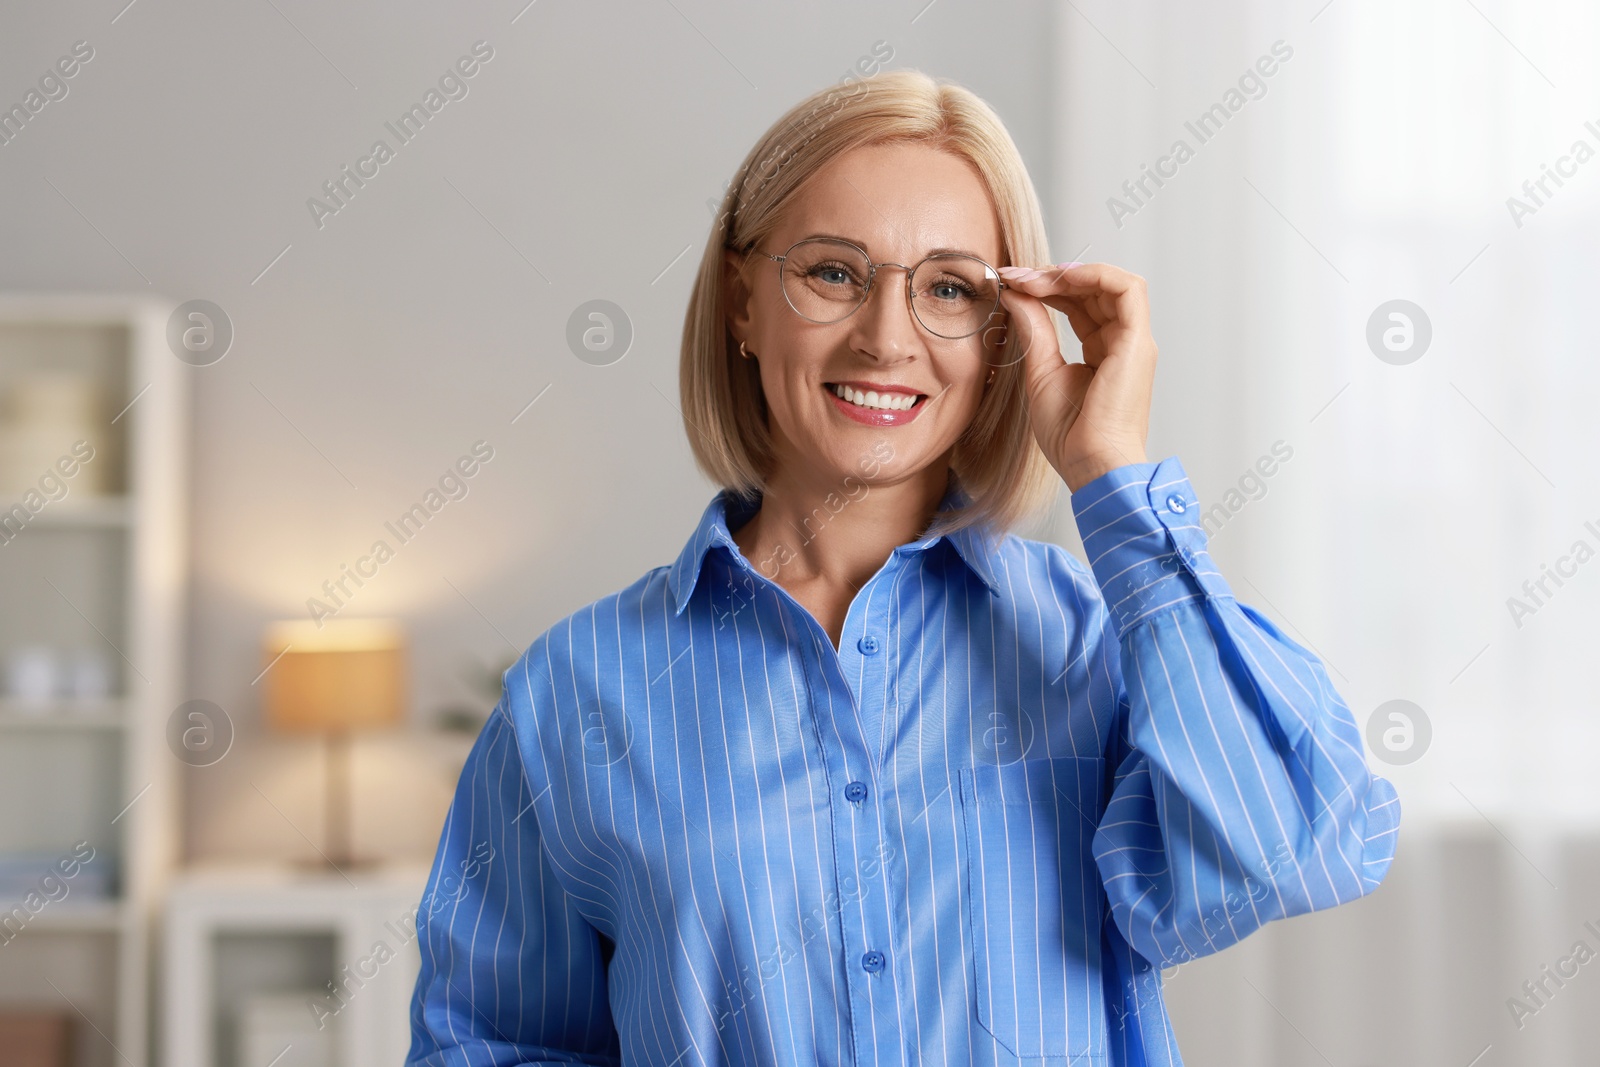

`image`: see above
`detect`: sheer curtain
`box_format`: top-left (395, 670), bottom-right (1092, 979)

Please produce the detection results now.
top-left (1048, 2), bottom-right (1600, 1063)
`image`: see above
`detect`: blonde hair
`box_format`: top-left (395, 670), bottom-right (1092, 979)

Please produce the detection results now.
top-left (678, 69), bottom-right (1060, 538)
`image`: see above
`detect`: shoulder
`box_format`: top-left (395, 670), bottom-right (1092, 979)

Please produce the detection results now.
top-left (499, 563), bottom-right (676, 716)
top-left (976, 531), bottom-right (1113, 638)
top-left (993, 532), bottom-right (1101, 597)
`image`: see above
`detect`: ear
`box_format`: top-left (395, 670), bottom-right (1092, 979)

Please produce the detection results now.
top-left (722, 247), bottom-right (753, 346)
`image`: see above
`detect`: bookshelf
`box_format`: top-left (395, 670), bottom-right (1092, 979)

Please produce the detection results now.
top-left (0, 294), bottom-right (187, 1067)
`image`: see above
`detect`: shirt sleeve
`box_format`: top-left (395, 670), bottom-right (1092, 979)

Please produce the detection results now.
top-left (407, 694), bottom-right (622, 1066)
top-left (1071, 456), bottom-right (1401, 969)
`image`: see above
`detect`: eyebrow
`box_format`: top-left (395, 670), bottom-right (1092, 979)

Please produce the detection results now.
top-left (803, 232), bottom-right (992, 262)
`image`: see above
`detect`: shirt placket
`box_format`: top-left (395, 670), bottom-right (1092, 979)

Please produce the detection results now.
top-left (804, 562), bottom-right (906, 1066)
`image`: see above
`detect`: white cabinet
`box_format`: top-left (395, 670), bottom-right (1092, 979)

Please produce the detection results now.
top-left (163, 865), bottom-right (427, 1067)
top-left (0, 294), bottom-right (187, 1067)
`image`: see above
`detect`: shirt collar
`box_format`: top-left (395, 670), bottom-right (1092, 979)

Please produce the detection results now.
top-left (668, 477), bottom-right (1003, 615)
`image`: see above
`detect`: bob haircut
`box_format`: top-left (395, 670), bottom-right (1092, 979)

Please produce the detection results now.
top-left (678, 69), bottom-right (1061, 539)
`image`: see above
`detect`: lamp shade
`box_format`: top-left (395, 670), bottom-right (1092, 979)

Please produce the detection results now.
top-left (262, 618), bottom-right (405, 734)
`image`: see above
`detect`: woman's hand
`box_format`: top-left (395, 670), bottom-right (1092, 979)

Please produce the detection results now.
top-left (995, 261), bottom-right (1157, 493)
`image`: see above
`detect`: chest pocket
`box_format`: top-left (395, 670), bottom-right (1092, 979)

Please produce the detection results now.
top-left (959, 755), bottom-right (1108, 1061)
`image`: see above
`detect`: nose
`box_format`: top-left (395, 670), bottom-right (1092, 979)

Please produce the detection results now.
top-left (848, 264), bottom-right (922, 362)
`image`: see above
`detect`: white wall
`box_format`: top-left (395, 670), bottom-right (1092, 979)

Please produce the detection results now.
top-left (0, 0), bottom-right (1055, 861)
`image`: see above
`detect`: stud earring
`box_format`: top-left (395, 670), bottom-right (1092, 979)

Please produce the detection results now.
top-left (739, 340), bottom-right (755, 360)
top-left (986, 367), bottom-right (996, 385)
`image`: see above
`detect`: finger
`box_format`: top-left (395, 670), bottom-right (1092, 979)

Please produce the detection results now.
top-left (1072, 265), bottom-right (1151, 334)
top-left (999, 288), bottom-right (1110, 369)
top-left (1057, 301), bottom-right (1100, 348)
top-left (1005, 263), bottom-right (1157, 432)
top-left (998, 277), bottom-right (1108, 361)
top-left (1000, 264), bottom-right (1154, 375)
top-left (997, 287), bottom-right (1068, 422)
top-left (1024, 261), bottom-right (1143, 296)
top-left (996, 270), bottom-right (1101, 338)
top-left (999, 261), bottom-right (1133, 297)
top-left (999, 263), bottom-right (1143, 329)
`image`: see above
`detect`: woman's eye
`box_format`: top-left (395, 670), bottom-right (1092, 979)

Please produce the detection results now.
top-left (930, 282), bottom-right (971, 302)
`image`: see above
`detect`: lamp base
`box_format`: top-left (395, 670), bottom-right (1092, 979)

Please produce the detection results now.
top-left (316, 730), bottom-right (381, 874)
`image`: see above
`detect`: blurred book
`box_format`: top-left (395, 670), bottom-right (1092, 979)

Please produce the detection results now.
top-left (0, 849), bottom-right (112, 904)
top-left (0, 1011), bottom-right (72, 1067)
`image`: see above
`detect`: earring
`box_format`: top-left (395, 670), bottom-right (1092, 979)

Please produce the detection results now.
top-left (986, 367), bottom-right (996, 385)
top-left (739, 340), bottom-right (755, 360)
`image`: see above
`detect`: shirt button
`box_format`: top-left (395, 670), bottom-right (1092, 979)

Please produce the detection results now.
top-left (844, 781), bottom-right (869, 803)
top-left (1166, 493), bottom-right (1187, 514)
top-left (861, 950), bottom-right (886, 974)
top-left (857, 635), bottom-right (880, 655)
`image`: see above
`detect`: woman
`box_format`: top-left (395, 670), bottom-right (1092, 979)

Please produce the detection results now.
top-left (407, 70), bottom-right (1399, 1066)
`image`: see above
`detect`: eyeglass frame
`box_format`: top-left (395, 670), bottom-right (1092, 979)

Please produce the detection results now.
top-left (735, 236), bottom-right (1010, 341)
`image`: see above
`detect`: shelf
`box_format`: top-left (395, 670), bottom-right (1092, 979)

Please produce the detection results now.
top-left (20, 899), bottom-right (125, 933)
top-left (0, 294), bottom-right (186, 1067)
top-left (0, 698), bottom-right (125, 728)
top-left (0, 494), bottom-right (131, 530)
top-left (6, 495), bottom-right (133, 529)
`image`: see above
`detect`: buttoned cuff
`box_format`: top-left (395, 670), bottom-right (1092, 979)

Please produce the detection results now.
top-left (1071, 457), bottom-right (1233, 637)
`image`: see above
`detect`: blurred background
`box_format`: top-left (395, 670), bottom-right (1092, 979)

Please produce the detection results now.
top-left (0, 0), bottom-right (1596, 1064)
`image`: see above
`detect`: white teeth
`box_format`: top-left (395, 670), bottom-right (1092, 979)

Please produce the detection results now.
top-left (831, 383), bottom-right (919, 411)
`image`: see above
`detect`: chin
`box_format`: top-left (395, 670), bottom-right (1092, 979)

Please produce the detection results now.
top-left (785, 435), bottom-right (906, 491)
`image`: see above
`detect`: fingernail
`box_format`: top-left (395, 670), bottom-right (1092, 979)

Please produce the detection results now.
top-left (1057, 261), bottom-right (1085, 270)
top-left (996, 265), bottom-right (1030, 277)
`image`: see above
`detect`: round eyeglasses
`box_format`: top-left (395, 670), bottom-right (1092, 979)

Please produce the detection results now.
top-left (749, 237), bottom-right (1007, 340)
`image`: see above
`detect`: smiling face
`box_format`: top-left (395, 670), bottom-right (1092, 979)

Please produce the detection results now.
top-left (724, 141), bottom-right (1007, 493)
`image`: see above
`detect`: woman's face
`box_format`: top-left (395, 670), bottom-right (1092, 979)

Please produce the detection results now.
top-left (725, 141), bottom-right (1006, 491)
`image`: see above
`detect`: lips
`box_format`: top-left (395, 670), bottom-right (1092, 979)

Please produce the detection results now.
top-left (824, 381), bottom-right (929, 427)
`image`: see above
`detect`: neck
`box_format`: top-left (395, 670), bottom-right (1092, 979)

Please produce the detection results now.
top-left (731, 457), bottom-right (952, 592)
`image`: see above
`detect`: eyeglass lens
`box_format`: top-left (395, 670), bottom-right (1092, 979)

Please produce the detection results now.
top-left (778, 238), bottom-right (1001, 339)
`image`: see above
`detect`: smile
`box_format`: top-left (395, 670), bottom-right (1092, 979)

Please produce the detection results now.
top-left (824, 382), bottom-right (929, 426)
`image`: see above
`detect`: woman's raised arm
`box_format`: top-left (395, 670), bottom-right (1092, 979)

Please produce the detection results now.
top-left (1070, 458), bottom-right (1401, 967)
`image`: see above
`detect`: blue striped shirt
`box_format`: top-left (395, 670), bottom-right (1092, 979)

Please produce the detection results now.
top-left (406, 457), bottom-right (1400, 1066)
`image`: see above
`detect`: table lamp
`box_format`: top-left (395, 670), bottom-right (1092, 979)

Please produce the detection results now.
top-left (261, 618), bottom-right (405, 870)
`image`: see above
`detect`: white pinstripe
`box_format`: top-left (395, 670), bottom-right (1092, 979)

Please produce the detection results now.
top-left (406, 459), bottom-right (1400, 1066)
